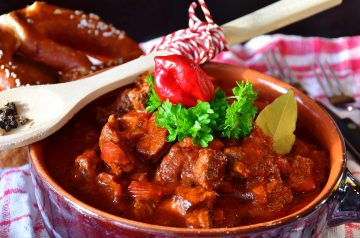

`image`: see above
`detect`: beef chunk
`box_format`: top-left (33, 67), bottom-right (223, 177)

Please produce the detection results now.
top-left (135, 115), bottom-right (170, 162)
top-left (132, 199), bottom-right (156, 219)
top-left (250, 184), bottom-right (267, 205)
top-left (185, 208), bottom-right (212, 228)
top-left (179, 146), bottom-right (201, 183)
top-left (224, 146), bottom-right (244, 161)
top-left (224, 146), bottom-right (251, 178)
top-left (73, 149), bottom-right (101, 193)
top-left (129, 180), bottom-right (174, 219)
top-left (155, 140), bottom-right (199, 184)
top-left (171, 196), bottom-right (192, 216)
top-left (128, 180), bottom-right (173, 202)
top-left (96, 172), bottom-right (123, 205)
top-left (99, 114), bottom-right (121, 146)
top-left (99, 115), bottom-right (135, 175)
top-left (310, 150), bottom-right (329, 187)
top-left (118, 110), bottom-right (149, 132)
top-left (233, 160), bottom-right (250, 178)
top-left (74, 149), bottom-right (101, 180)
top-left (114, 75), bottom-right (150, 113)
top-left (249, 180), bottom-right (293, 219)
top-left (155, 145), bottom-right (185, 183)
top-left (193, 148), bottom-right (228, 190)
top-left (208, 139), bottom-right (224, 150)
top-left (289, 155), bottom-right (316, 192)
top-left (274, 156), bottom-right (291, 175)
top-left (101, 141), bottom-right (135, 175)
top-left (171, 185), bottom-right (216, 215)
top-left (156, 141), bottom-right (227, 188)
top-left (96, 75), bottom-right (150, 122)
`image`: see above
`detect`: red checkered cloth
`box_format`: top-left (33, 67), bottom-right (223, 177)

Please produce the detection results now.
top-left (1, 34), bottom-right (360, 237)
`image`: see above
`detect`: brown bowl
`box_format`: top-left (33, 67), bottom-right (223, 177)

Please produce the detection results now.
top-left (29, 62), bottom-right (359, 237)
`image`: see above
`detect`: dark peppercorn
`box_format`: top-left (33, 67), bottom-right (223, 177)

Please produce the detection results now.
top-left (0, 102), bottom-right (29, 134)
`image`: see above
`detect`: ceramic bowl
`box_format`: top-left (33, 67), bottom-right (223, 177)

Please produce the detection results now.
top-left (29, 63), bottom-right (360, 238)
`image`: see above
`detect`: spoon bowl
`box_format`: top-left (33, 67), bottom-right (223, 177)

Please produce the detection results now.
top-left (0, 85), bottom-right (65, 148)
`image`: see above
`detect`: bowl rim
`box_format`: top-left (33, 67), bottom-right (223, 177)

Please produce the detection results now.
top-left (29, 62), bottom-right (347, 235)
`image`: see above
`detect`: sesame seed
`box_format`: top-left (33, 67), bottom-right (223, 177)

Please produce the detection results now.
top-left (0, 50), bottom-right (3, 59)
top-left (26, 18), bottom-right (33, 24)
top-left (89, 13), bottom-right (99, 19)
top-left (10, 72), bottom-right (17, 78)
top-left (94, 30), bottom-right (99, 36)
top-left (69, 15), bottom-right (75, 20)
top-left (5, 69), bottom-right (10, 78)
top-left (8, 61), bottom-right (12, 66)
top-left (15, 79), bottom-right (21, 87)
top-left (78, 19), bottom-right (95, 29)
top-left (103, 32), bottom-right (112, 37)
top-left (75, 10), bottom-right (83, 15)
top-left (0, 65), bottom-right (4, 70)
top-left (96, 22), bottom-right (108, 31)
top-left (118, 31), bottom-right (125, 39)
top-left (53, 9), bottom-right (62, 14)
top-left (36, 81), bottom-right (41, 85)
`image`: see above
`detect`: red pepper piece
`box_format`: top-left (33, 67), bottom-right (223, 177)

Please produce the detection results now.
top-left (154, 55), bottom-right (214, 107)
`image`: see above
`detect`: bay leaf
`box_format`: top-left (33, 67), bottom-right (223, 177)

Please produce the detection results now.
top-left (255, 90), bottom-right (297, 154)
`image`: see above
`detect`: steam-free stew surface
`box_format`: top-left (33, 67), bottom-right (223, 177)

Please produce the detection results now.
top-left (44, 77), bottom-right (329, 228)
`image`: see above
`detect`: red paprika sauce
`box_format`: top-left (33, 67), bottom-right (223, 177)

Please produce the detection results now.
top-left (43, 75), bottom-right (329, 228)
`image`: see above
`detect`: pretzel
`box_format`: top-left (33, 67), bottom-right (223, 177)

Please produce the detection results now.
top-left (0, 2), bottom-right (143, 167)
top-left (0, 1), bottom-right (143, 88)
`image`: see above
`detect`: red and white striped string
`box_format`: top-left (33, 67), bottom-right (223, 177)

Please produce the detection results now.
top-left (147, 0), bottom-right (227, 64)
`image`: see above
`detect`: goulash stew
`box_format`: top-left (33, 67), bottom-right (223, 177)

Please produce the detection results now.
top-left (44, 55), bottom-right (329, 228)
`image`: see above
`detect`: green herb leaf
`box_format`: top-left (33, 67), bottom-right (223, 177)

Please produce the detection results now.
top-left (255, 90), bottom-right (297, 154)
top-left (188, 101), bottom-right (217, 147)
top-left (220, 81), bottom-right (258, 139)
top-left (145, 75), bottom-right (162, 112)
top-left (209, 89), bottom-right (228, 130)
top-left (155, 100), bottom-right (217, 147)
top-left (152, 80), bottom-right (258, 147)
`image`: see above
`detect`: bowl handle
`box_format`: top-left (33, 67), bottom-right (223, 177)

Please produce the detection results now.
top-left (328, 169), bottom-right (360, 226)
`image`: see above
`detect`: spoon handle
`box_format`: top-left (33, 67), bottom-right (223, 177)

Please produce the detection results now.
top-left (56, 50), bottom-right (172, 110)
top-left (222, 0), bottom-right (342, 45)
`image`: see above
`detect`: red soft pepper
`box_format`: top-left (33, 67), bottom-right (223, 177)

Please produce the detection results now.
top-left (154, 54), bottom-right (214, 107)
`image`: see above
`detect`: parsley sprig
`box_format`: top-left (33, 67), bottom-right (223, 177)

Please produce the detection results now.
top-left (145, 75), bottom-right (162, 112)
top-left (219, 81), bottom-right (258, 139)
top-left (145, 76), bottom-right (258, 147)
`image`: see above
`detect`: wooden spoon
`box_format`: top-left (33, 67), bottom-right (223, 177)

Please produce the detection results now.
top-left (0, 0), bottom-right (341, 150)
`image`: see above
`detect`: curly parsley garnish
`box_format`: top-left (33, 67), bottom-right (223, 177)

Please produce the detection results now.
top-left (146, 79), bottom-right (258, 147)
top-left (156, 100), bottom-right (218, 147)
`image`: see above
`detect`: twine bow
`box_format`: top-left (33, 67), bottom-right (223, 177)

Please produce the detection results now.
top-left (147, 0), bottom-right (227, 64)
